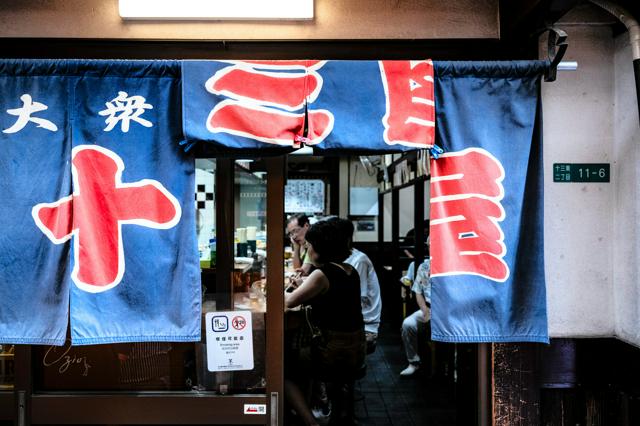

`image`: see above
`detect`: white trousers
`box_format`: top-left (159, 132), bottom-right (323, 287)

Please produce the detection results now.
top-left (401, 309), bottom-right (430, 363)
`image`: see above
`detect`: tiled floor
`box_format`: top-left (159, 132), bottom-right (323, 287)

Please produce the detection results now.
top-left (352, 325), bottom-right (458, 426)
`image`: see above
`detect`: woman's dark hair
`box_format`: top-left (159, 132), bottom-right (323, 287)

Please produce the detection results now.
top-left (324, 216), bottom-right (354, 247)
top-left (305, 219), bottom-right (351, 264)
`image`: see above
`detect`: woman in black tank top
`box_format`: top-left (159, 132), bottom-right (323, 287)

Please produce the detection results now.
top-left (284, 218), bottom-right (366, 426)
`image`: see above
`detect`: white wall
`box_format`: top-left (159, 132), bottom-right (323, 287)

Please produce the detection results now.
top-left (543, 5), bottom-right (640, 347)
top-left (542, 24), bottom-right (616, 338)
top-left (613, 34), bottom-right (640, 346)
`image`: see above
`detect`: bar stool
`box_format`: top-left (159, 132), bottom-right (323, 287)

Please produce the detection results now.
top-left (351, 338), bottom-right (377, 418)
top-left (315, 359), bottom-right (367, 426)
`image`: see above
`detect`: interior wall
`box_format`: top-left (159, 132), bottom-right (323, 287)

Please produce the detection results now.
top-left (349, 158), bottom-right (379, 242)
top-left (377, 184), bottom-right (430, 244)
top-left (542, 17), bottom-right (616, 338)
top-left (339, 158), bottom-right (349, 219)
top-left (613, 34), bottom-right (640, 347)
top-left (384, 193), bottom-right (392, 242)
top-left (0, 0), bottom-right (499, 40)
top-left (195, 166), bottom-right (215, 247)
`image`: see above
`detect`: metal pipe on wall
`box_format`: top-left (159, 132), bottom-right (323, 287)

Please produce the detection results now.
top-left (588, 0), bottom-right (640, 124)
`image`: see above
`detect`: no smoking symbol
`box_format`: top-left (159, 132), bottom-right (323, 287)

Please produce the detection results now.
top-left (232, 316), bottom-right (246, 330)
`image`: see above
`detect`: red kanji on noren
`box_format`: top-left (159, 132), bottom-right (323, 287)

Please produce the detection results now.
top-left (32, 145), bottom-right (181, 293)
top-left (379, 60), bottom-right (435, 148)
top-left (205, 60), bottom-right (334, 146)
top-left (430, 148), bottom-right (509, 282)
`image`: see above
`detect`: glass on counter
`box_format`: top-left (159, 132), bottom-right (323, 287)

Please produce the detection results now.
top-left (198, 231), bottom-right (217, 269)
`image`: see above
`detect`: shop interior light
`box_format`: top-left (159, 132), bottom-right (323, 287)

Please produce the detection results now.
top-left (119, 0), bottom-right (314, 20)
top-left (291, 146), bottom-right (313, 155)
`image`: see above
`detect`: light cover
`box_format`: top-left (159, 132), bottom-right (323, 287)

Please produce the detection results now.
top-left (119, 0), bottom-right (314, 20)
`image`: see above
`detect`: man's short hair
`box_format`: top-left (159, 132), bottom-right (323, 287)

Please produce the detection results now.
top-left (287, 213), bottom-right (309, 228)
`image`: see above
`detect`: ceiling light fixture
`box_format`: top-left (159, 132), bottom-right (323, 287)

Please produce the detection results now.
top-left (119, 0), bottom-right (314, 20)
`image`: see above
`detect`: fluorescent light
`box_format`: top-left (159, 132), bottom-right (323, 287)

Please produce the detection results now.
top-left (119, 0), bottom-right (314, 20)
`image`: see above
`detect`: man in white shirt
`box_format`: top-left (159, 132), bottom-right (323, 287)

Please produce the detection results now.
top-left (338, 218), bottom-right (382, 352)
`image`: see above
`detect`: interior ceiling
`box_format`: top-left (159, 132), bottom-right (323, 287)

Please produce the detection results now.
top-left (500, 0), bottom-right (640, 42)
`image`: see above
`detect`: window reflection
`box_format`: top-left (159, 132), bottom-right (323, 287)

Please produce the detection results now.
top-left (195, 158), bottom-right (268, 393)
top-left (195, 158), bottom-right (216, 269)
top-left (34, 341), bottom-right (195, 391)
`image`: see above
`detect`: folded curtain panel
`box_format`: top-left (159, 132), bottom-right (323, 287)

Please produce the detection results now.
top-left (181, 60), bottom-right (435, 154)
top-left (0, 60), bottom-right (201, 346)
top-left (0, 70), bottom-right (71, 345)
top-left (429, 60), bottom-right (549, 343)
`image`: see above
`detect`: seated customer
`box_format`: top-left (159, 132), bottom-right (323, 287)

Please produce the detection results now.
top-left (331, 217), bottom-right (382, 351)
top-left (402, 220), bottom-right (430, 259)
top-left (400, 244), bottom-right (432, 377)
top-left (286, 213), bottom-right (314, 276)
top-left (284, 219), bottom-right (366, 426)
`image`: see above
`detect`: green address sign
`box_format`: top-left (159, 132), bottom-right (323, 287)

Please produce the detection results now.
top-left (553, 163), bottom-right (610, 183)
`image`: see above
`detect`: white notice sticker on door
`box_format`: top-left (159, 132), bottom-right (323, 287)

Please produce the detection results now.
top-left (244, 403), bottom-right (266, 415)
top-left (205, 311), bottom-right (254, 371)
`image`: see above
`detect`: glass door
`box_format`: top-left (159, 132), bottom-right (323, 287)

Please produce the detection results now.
top-left (21, 156), bottom-right (285, 425)
top-left (196, 158), bottom-right (270, 396)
